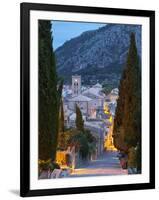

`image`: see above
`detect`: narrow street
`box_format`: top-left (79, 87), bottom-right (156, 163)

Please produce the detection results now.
top-left (70, 151), bottom-right (128, 177)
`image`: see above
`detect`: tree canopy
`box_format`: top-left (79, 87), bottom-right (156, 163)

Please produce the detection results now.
top-left (57, 99), bottom-right (66, 150)
top-left (38, 20), bottom-right (63, 161)
top-left (75, 104), bottom-right (84, 131)
top-left (113, 32), bottom-right (141, 170)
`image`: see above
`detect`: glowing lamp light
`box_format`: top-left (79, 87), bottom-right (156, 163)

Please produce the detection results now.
top-left (109, 116), bottom-right (113, 123)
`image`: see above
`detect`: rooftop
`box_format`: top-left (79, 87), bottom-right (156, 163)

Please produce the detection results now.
top-left (82, 86), bottom-right (104, 98)
top-left (68, 94), bottom-right (93, 102)
top-left (93, 83), bottom-right (102, 88)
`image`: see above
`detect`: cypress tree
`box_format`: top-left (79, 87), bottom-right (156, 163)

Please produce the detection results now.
top-left (113, 32), bottom-right (141, 165)
top-left (58, 99), bottom-right (66, 150)
top-left (75, 104), bottom-right (84, 131)
top-left (123, 32), bottom-right (141, 149)
top-left (38, 20), bottom-right (63, 161)
top-left (59, 99), bottom-right (65, 134)
top-left (113, 68), bottom-right (128, 152)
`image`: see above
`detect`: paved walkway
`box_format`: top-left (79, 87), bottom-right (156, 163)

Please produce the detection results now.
top-left (70, 151), bottom-right (128, 177)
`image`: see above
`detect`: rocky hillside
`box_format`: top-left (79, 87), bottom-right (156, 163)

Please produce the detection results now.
top-left (55, 24), bottom-right (141, 86)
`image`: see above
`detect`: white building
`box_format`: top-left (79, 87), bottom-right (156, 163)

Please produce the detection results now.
top-left (104, 88), bottom-right (119, 117)
top-left (82, 83), bottom-right (105, 108)
top-left (68, 94), bottom-right (93, 116)
top-left (106, 88), bottom-right (119, 103)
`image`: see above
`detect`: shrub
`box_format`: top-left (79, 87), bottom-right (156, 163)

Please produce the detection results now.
top-left (38, 159), bottom-right (50, 171)
top-left (49, 162), bottom-right (60, 171)
top-left (38, 159), bottom-right (60, 173)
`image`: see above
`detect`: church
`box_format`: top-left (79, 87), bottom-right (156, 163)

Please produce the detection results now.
top-left (67, 75), bottom-right (105, 119)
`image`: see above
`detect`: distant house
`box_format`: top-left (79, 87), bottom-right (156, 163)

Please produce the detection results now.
top-left (82, 83), bottom-right (105, 108)
top-left (106, 88), bottom-right (119, 103)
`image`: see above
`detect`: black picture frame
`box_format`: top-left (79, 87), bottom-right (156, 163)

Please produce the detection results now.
top-left (20, 2), bottom-right (155, 197)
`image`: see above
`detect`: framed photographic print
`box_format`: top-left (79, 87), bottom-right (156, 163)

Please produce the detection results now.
top-left (20, 2), bottom-right (155, 197)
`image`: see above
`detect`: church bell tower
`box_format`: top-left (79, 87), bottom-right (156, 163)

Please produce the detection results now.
top-left (72, 75), bottom-right (81, 96)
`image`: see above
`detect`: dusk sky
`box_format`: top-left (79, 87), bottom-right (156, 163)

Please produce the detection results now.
top-left (51, 21), bottom-right (106, 50)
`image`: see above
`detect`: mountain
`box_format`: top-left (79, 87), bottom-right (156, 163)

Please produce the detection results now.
top-left (55, 24), bottom-right (141, 86)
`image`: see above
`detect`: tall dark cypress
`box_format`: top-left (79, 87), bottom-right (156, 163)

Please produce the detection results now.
top-left (123, 33), bottom-right (141, 171)
top-left (58, 99), bottom-right (66, 150)
top-left (113, 32), bottom-right (141, 163)
top-left (75, 104), bottom-right (84, 132)
top-left (113, 69), bottom-right (128, 152)
top-left (123, 33), bottom-right (141, 148)
top-left (38, 20), bottom-right (63, 161)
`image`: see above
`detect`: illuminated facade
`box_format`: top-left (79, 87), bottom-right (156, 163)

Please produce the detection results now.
top-left (104, 119), bottom-right (117, 151)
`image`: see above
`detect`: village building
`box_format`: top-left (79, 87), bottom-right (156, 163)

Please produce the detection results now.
top-left (62, 75), bottom-right (119, 160)
top-left (68, 94), bottom-right (93, 116)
